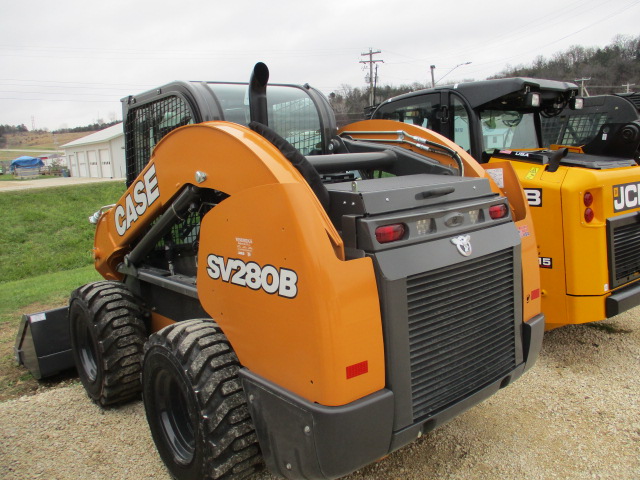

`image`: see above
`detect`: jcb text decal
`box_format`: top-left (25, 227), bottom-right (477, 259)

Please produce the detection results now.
top-left (206, 254), bottom-right (298, 299)
top-left (613, 182), bottom-right (640, 212)
top-left (114, 164), bottom-right (160, 236)
top-left (524, 188), bottom-right (542, 207)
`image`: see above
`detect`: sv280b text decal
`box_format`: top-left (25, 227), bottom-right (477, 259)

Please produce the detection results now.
top-left (206, 254), bottom-right (298, 299)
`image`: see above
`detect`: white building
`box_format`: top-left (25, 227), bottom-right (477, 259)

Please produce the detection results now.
top-left (61, 123), bottom-right (125, 178)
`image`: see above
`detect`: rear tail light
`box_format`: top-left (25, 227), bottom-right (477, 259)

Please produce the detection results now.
top-left (489, 204), bottom-right (508, 219)
top-left (583, 191), bottom-right (594, 222)
top-left (375, 224), bottom-right (406, 243)
top-left (584, 207), bottom-right (594, 223)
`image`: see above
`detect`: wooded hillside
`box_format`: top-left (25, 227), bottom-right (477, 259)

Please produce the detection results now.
top-left (329, 35), bottom-right (640, 124)
top-left (492, 34), bottom-right (639, 95)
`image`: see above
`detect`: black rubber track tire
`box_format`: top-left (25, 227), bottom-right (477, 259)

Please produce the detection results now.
top-left (69, 280), bottom-right (147, 406)
top-left (142, 319), bottom-right (263, 480)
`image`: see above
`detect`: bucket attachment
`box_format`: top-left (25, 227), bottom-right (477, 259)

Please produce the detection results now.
top-left (14, 307), bottom-right (75, 380)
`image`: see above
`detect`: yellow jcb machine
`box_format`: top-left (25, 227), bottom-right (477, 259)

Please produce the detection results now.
top-left (374, 78), bottom-right (640, 330)
top-left (15, 64), bottom-right (543, 480)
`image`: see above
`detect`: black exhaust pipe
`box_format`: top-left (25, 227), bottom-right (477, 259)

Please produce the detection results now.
top-left (249, 62), bottom-right (269, 126)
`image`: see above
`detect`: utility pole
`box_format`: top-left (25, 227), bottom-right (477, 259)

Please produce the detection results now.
top-left (430, 65), bottom-right (436, 88)
top-left (360, 48), bottom-right (383, 106)
top-left (373, 64), bottom-right (379, 105)
top-left (621, 82), bottom-right (636, 93)
top-left (574, 77), bottom-right (591, 97)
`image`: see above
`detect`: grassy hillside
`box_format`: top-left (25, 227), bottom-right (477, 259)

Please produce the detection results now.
top-left (5, 131), bottom-right (92, 150)
top-left (0, 130), bottom-right (97, 163)
top-left (0, 181), bottom-right (126, 400)
top-left (0, 181), bottom-right (126, 283)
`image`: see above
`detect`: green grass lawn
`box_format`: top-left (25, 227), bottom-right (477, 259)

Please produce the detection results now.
top-left (0, 181), bottom-right (126, 400)
top-left (0, 182), bottom-right (125, 282)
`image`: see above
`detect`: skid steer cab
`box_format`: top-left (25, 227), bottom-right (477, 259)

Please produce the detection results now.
top-left (374, 78), bottom-right (640, 330)
top-left (17, 63), bottom-right (543, 480)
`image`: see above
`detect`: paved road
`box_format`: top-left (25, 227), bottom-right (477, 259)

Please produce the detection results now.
top-left (0, 176), bottom-right (123, 192)
top-left (0, 148), bottom-right (61, 153)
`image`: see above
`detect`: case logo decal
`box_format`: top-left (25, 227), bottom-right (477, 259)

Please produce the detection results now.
top-left (206, 254), bottom-right (298, 299)
top-left (613, 182), bottom-right (640, 212)
top-left (114, 163), bottom-right (160, 236)
top-left (524, 188), bottom-right (542, 207)
top-left (451, 235), bottom-right (472, 257)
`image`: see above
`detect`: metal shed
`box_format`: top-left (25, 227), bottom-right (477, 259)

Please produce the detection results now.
top-left (61, 123), bottom-right (125, 178)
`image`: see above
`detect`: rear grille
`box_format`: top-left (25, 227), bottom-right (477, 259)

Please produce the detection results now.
top-left (407, 248), bottom-right (516, 422)
top-left (608, 215), bottom-right (640, 288)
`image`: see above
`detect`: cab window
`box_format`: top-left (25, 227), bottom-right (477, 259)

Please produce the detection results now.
top-left (124, 95), bottom-right (195, 185)
top-left (479, 110), bottom-right (538, 152)
top-left (207, 84), bottom-right (323, 155)
top-left (375, 94), bottom-right (440, 130)
top-left (452, 96), bottom-right (471, 152)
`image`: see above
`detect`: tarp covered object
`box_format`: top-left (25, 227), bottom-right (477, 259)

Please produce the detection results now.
top-left (10, 156), bottom-right (44, 171)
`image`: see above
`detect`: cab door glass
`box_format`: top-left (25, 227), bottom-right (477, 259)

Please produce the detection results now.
top-left (452, 96), bottom-right (471, 152)
top-left (375, 94), bottom-right (441, 130)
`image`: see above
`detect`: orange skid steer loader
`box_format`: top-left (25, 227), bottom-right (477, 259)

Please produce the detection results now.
top-left (16, 64), bottom-right (543, 480)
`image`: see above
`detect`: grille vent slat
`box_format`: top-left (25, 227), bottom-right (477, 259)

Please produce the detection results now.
top-left (411, 355), bottom-right (515, 414)
top-left (408, 278), bottom-right (513, 321)
top-left (411, 335), bottom-right (514, 392)
top-left (410, 305), bottom-right (514, 353)
top-left (610, 220), bottom-right (640, 286)
top-left (407, 248), bottom-right (516, 422)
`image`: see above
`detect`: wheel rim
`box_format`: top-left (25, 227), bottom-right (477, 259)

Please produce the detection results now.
top-left (74, 316), bottom-right (98, 382)
top-left (154, 369), bottom-right (196, 465)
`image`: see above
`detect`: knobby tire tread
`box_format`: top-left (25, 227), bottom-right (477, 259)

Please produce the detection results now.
top-left (146, 319), bottom-right (262, 479)
top-left (70, 280), bottom-right (146, 406)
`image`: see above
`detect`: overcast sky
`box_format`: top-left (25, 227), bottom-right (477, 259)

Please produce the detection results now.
top-left (1, 0), bottom-right (638, 131)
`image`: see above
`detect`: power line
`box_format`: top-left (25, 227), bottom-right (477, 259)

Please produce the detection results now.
top-left (0, 97), bottom-right (117, 103)
top-left (0, 90), bottom-right (122, 97)
top-left (465, 0), bottom-right (640, 74)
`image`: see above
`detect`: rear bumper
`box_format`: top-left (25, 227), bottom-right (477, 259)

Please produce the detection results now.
top-left (522, 313), bottom-right (545, 372)
top-left (606, 281), bottom-right (640, 317)
top-left (240, 314), bottom-right (544, 480)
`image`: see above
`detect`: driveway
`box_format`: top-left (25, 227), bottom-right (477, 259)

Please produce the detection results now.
top-left (0, 177), bottom-right (123, 192)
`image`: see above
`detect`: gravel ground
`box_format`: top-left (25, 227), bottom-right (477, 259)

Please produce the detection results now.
top-left (1, 311), bottom-right (639, 480)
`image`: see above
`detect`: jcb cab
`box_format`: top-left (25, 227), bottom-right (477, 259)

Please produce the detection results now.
top-left (374, 78), bottom-right (640, 329)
